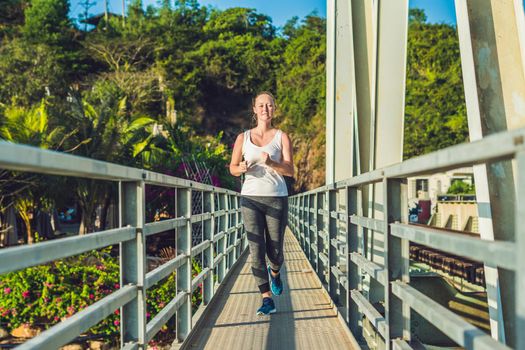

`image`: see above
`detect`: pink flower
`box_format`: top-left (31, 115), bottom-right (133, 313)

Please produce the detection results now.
top-left (22, 290), bottom-right (30, 298)
top-left (114, 309), bottom-right (120, 315)
top-left (113, 319), bottom-right (120, 326)
top-left (4, 287), bottom-right (11, 295)
top-left (89, 294), bottom-right (94, 300)
top-left (146, 312), bottom-right (151, 319)
top-left (53, 316), bottom-right (60, 322)
top-left (158, 302), bottom-right (165, 308)
top-left (114, 283), bottom-right (120, 289)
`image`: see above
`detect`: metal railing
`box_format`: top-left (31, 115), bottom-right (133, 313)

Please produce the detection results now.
top-left (288, 127), bottom-right (525, 350)
top-left (0, 141), bottom-right (247, 349)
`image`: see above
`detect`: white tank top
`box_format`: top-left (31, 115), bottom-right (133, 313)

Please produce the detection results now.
top-left (241, 129), bottom-right (288, 197)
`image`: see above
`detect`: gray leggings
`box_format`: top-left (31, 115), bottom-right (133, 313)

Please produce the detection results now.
top-left (241, 196), bottom-right (288, 294)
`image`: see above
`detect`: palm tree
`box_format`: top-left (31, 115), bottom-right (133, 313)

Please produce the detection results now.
top-left (66, 93), bottom-right (157, 234)
top-left (0, 101), bottom-right (68, 244)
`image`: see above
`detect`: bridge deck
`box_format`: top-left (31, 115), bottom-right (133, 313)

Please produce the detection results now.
top-left (179, 229), bottom-right (358, 350)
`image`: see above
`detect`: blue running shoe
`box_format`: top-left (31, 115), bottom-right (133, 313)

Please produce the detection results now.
top-left (268, 266), bottom-right (283, 296)
top-left (256, 297), bottom-right (276, 316)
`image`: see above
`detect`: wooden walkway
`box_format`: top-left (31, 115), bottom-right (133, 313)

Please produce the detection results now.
top-left (179, 229), bottom-right (359, 350)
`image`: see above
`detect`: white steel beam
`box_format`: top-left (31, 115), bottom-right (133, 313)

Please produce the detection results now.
top-left (455, 0), bottom-right (525, 344)
top-left (326, 0), bottom-right (357, 183)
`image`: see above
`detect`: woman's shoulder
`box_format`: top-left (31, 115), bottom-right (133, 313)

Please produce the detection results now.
top-left (277, 129), bottom-right (290, 139)
top-left (236, 130), bottom-right (249, 139)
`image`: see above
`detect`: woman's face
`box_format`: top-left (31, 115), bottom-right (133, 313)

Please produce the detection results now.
top-left (253, 94), bottom-right (275, 122)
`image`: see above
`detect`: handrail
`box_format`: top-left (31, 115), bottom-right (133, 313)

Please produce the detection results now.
top-left (288, 126), bottom-right (525, 349)
top-left (0, 140), bottom-right (237, 194)
top-left (0, 142), bottom-right (247, 349)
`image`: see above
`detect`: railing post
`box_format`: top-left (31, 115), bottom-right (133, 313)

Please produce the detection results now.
top-left (384, 178), bottom-right (410, 349)
top-left (299, 195), bottom-right (305, 249)
top-left (516, 149), bottom-right (525, 349)
top-left (203, 191), bottom-right (215, 305)
top-left (234, 195), bottom-right (240, 260)
top-left (305, 194), bottom-right (311, 261)
top-left (226, 194), bottom-right (234, 269)
top-left (347, 186), bottom-right (362, 337)
top-left (119, 180), bottom-right (147, 347)
top-left (217, 193), bottom-right (227, 282)
top-left (311, 193), bottom-right (318, 270)
top-left (241, 195), bottom-right (248, 250)
top-left (328, 188), bottom-right (338, 301)
top-left (176, 187), bottom-right (192, 342)
top-left (316, 192), bottom-right (324, 280)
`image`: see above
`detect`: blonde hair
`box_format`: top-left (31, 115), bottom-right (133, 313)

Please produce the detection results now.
top-left (252, 91), bottom-right (277, 108)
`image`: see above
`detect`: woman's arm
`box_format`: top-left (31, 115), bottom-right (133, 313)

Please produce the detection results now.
top-left (229, 133), bottom-right (248, 177)
top-left (262, 132), bottom-right (294, 177)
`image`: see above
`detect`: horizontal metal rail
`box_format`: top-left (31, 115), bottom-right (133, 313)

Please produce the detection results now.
top-left (146, 291), bottom-right (188, 342)
top-left (0, 140), bottom-right (237, 194)
top-left (0, 141), bottom-right (247, 349)
top-left (350, 289), bottom-right (387, 338)
top-left (288, 126), bottom-right (525, 349)
top-left (145, 254), bottom-right (186, 290)
top-left (144, 217), bottom-right (187, 236)
top-left (298, 126), bottom-right (525, 194)
top-left (191, 240), bottom-right (212, 257)
top-left (391, 282), bottom-right (509, 350)
top-left (18, 285), bottom-right (137, 350)
top-left (350, 252), bottom-right (387, 286)
top-left (392, 339), bottom-right (413, 350)
top-left (192, 268), bottom-right (211, 292)
top-left (349, 215), bottom-right (384, 233)
top-left (391, 223), bottom-right (516, 270)
top-left (0, 227), bottom-right (136, 275)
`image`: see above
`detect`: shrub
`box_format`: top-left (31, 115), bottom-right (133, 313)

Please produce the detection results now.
top-left (0, 247), bottom-right (203, 338)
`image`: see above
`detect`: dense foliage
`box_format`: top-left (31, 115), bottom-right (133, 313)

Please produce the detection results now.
top-left (404, 9), bottom-right (468, 159)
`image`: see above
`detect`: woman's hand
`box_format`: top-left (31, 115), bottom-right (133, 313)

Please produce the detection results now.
top-left (239, 160), bottom-right (249, 173)
top-left (261, 133), bottom-right (294, 177)
top-left (261, 152), bottom-right (272, 166)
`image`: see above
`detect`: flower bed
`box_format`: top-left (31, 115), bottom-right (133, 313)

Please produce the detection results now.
top-left (0, 246), bottom-right (202, 347)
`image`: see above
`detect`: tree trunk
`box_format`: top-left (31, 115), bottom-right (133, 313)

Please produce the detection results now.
top-left (78, 203), bottom-right (95, 235)
top-left (100, 194), bottom-right (111, 231)
top-left (19, 210), bottom-right (33, 244)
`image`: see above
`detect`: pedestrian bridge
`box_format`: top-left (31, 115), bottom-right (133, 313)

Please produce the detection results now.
top-left (2, 1), bottom-right (525, 349)
top-left (1, 124), bottom-right (524, 349)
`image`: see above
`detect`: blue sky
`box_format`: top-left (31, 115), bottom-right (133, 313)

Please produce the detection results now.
top-left (70, 0), bottom-right (462, 28)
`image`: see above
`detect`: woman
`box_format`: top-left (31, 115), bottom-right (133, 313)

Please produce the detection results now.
top-left (229, 91), bottom-right (294, 316)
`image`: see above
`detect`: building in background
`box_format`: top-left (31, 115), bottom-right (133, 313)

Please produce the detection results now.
top-left (407, 167), bottom-right (478, 232)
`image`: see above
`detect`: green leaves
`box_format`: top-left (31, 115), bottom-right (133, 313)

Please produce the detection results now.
top-left (0, 100), bottom-right (65, 149)
top-left (23, 0), bottom-right (72, 46)
top-left (404, 9), bottom-right (468, 159)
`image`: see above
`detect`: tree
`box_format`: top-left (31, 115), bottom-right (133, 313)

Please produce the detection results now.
top-left (78, 0), bottom-right (96, 32)
top-left (403, 9), bottom-right (468, 159)
top-left (22, 0), bottom-right (72, 46)
top-left (275, 15), bottom-right (327, 190)
top-left (0, 39), bottom-right (74, 105)
top-left (184, 8), bottom-right (281, 136)
top-left (0, 101), bottom-right (69, 244)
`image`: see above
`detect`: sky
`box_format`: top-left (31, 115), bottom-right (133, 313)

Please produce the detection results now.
top-left (69, 0), bottom-right (461, 28)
